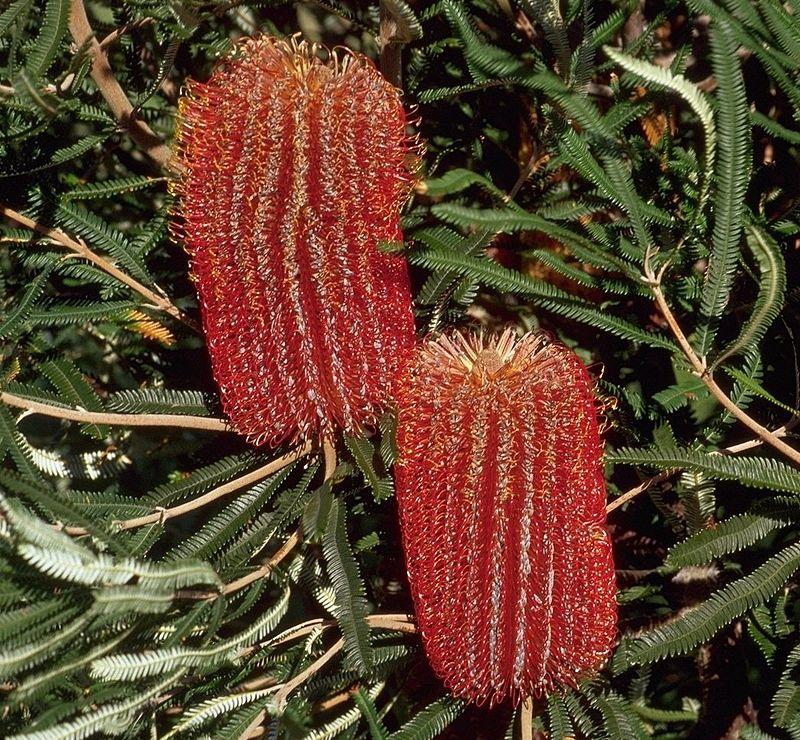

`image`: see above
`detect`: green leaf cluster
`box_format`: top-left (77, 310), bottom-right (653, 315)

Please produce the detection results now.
top-left (2, 0), bottom-right (800, 736)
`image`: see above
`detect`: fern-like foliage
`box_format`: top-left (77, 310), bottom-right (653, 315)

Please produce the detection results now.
top-left (664, 514), bottom-right (789, 569)
top-left (609, 446), bottom-right (800, 493)
top-left (323, 498), bottom-right (373, 672)
top-left (2, 0), bottom-right (800, 736)
top-left (620, 542), bottom-right (800, 665)
top-left (695, 20), bottom-right (753, 356)
top-left (713, 224), bottom-right (788, 369)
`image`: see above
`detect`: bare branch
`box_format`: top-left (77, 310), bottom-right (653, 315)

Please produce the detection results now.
top-left (648, 282), bottom-right (800, 466)
top-left (725, 422), bottom-right (795, 453)
top-left (241, 712), bottom-right (268, 739)
top-left (237, 614), bottom-right (415, 693)
top-left (521, 697), bottom-right (534, 740)
top-left (62, 443), bottom-right (312, 536)
top-left (1, 204), bottom-right (198, 331)
top-left (98, 18), bottom-right (155, 51)
top-left (185, 438), bottom-right (339, 599)
top-left (273, 637), bottom-right (345, 711)
top-left (606, 470), bottom-right (674, 514)
top-left (379, 3), bottom-right (403, 88)
top-left (606, 423), bottom-right (794, 513)
top-left (219, 526), bottom-right (303, 597)
top-left (266, 614), bottom-right (416, 710)
top-left (68, 0), bottom-right (172, 168)
top-left (2, 391), bottom-right (226, 432)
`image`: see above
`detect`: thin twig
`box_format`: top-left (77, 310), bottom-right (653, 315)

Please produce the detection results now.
top-left (619, 256), bottom-right (800, 512)
top-left (269, 615), bottom-right (416, 710)
top-left (224, 439), bottom-right (337, 594)
top-left (314, 687), bottom-right (355, 712)
top-left (362, 614), bottom-right (417, 634)
top-left (273, 638), bottom-right (345, 711)
top-left (238, 628), bottom-right (331, 688)
top-left (322, 436), bottom-right (337, 481)
top-left (241, 710), bottom-right (267, 739)
top-left (606, 423), bottom-right (794, 513)
top-left (62, 444), bottom-right (311, 536)
top-left (183, 438), bottom-right (338, 599)
top-left (379, 1), bottom-right (405, 87)
top-left (725, 421), bottom-right (795, 453)
top-left (1, 204), bottom-right (198, 331)
top-left (68, 0), bottom-right (172, 168)
top-left (98, 18), bottom-right (155, 51)
top-left (219, 527), bottom-right (303, 596)
top-left (506, 152), bottom-right (548, 203)
top-left (238, 614), bottom-right (416, 690)
top-left (648, 282), bottom-right (800, 466)
top-left (1, 391), bottom-right (226, 432)
top-left (606, 471), bottom-right (673, 514)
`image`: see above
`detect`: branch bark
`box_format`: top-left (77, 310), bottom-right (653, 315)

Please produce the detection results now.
top-left (61, 443), bottom-right (311, 536)
top-left (184, 439), bottom-right (338, 599)
top-left (1, 204), bottom-right (197, 331)
top-left (241, 614), bottom-right (416, 707)
top-left (520, 697), bottom-right (534, 740)
top-left (68, 0), bottom-right (172, 168)
top-left (2, 391), bottom-right (226, 432)
top-left (606, 422), bottom-right (794, 513)
top-left (649, 282), bottom-right (800, 466)
top-left (218, 526), bottom-right (303, 596)
top-left (379, 1), bottom-right (404, 88)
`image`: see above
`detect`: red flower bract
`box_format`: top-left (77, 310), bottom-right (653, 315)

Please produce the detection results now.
top-left (394, 329), bottom-right (617, 706)
top-left (172, 36), bottom-right (415, 446)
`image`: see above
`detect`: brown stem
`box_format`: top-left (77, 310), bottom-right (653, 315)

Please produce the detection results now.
top-left (606, 470), bottom-right (673, 514)
top-left (1, 204), bottom-right (197, 331)
top-left (649, 283), bottom-right (800, 466)
top-left (238, 620), bottom-right (331, 673)
top-left (725, 421), bottom-right (795, 453)
top-left (183, 438), bottom-right (337, 599)
top-left (62, 444), bottom-right (311, 536)
top-left (362, 613), bottom-right (417, 634)
top-left (68, 0), bottom-right (172, 168)
top-left (2, 391), bottom-right (226, 432)
top-left (241, 712), bottom-right (267, 739)
top-left (273, 638), bottom-right (345, 711)
top-left (314, 687), bottom-right (355, 712)
top-left (269, 615), bottom-right (416, 709)
top-left (520, 697), bottom-right (534, 740)
top-left (379, 1), bottom-right (405, 87)
top-left (224, 440), bottom-right (337, 594)
top-left (506, 152), bottom-right (547, 203)
top-left (219, 526), bottom-right (303, 596)
top-left (180, 439), bottom-right (336, 599)
top-left (322, 436), bottom-right (337, 480)
top-left (238, 614), bottom-right (415, 690)
top-left (99, 18), bottom-right (155, 51)
top-left (606, 423), bottom-right (794, 513)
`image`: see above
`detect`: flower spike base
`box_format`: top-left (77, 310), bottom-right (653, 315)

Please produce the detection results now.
top-left (173, 36), bottom-right (415, 446)
top-left (394, 329), bottom-right (617, 706)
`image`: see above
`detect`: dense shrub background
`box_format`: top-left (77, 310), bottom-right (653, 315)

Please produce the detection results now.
top-left (1, 0), bottom-right (800, 737)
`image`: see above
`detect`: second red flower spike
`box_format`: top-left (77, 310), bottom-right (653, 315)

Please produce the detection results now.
top-left (394, 329), bottom-right (617, 705)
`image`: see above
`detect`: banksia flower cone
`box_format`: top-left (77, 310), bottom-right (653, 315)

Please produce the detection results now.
top-left (173, 36), bottom-right (415, 446)
top-left (394, 330), bottom-right (617, 706)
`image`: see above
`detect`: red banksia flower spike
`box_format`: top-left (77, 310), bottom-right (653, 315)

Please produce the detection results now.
top-left (394, 329), bottom-right (617, 706)
top-left (172, 35), bottom-right (416, 447)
